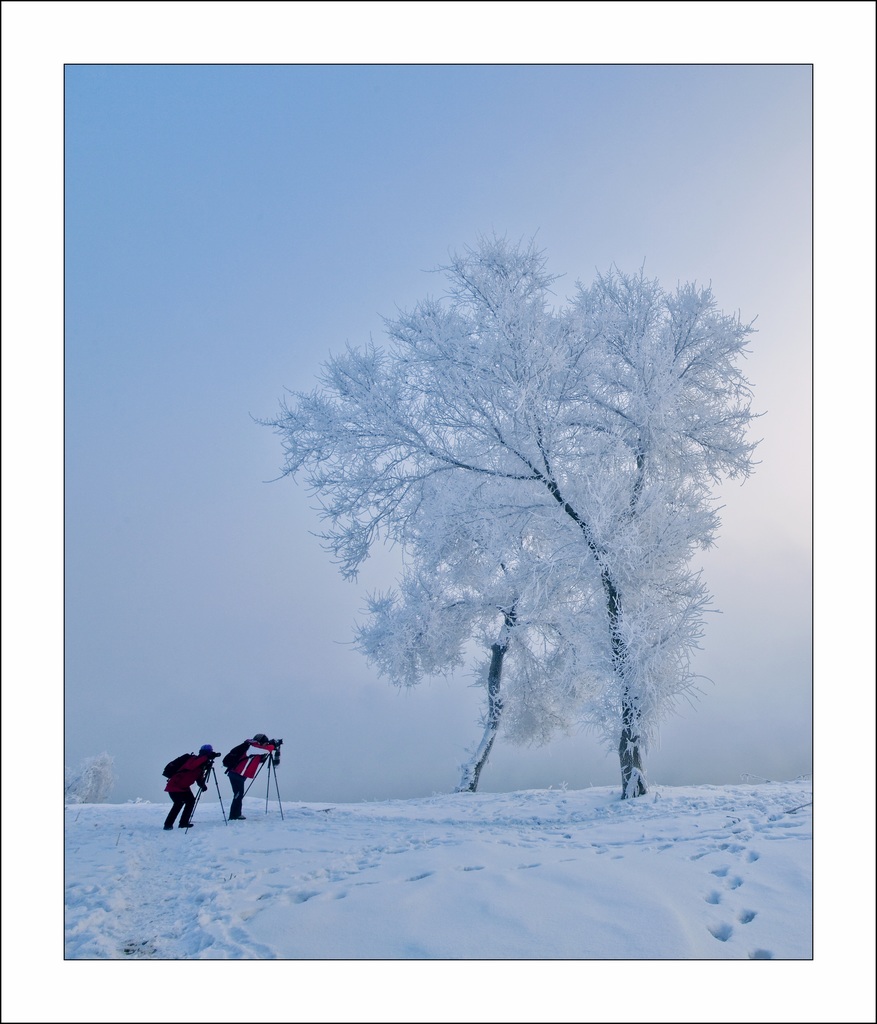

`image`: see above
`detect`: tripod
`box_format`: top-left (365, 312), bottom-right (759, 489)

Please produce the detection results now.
top-left (185, 759), bottom-right (228, 830)
top-left (244, 751), bottom-right (284, 820)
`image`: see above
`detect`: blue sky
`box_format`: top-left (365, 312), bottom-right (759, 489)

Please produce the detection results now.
top-left (3, 5), bottom-right (873, 824)
top-left (59, 60), bottom-right (818, 805)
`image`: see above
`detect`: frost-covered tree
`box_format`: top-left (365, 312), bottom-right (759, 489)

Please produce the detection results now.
top-left (354, 474), bottom-right (604, 791)
top-left (267, 236), bottom-right (758, 797)
top-left (65, 752), bottom-right (116, 804)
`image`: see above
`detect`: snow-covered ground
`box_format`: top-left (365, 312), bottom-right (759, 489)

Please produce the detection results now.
top-left (64, 780), bottom-right (811, 962)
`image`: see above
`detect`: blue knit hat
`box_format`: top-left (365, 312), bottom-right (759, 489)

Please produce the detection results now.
top-left (199, 744), bottom-right (213, 754)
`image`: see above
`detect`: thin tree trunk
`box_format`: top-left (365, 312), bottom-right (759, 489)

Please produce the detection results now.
top-left (602, 569), bottom-right (647, 799)
top-left (456, 608), bottom-right (515, 793)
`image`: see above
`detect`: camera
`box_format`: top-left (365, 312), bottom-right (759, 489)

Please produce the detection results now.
top-left (270, 739), bottom-right (283, 766)
top-left (270, 738), bottom-right (283, 747)
top-left (205, 750), bottom-right (221, 760)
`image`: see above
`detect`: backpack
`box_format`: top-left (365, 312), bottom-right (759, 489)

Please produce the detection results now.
top-left (162, 752), bottom-right (192, 779)
top-left (222, 741), bottom-right (249, 771)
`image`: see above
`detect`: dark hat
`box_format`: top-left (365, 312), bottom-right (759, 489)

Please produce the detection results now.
top-left (199, 744), bottom-right (214, 754)
top-left (252, 734), bottom-right (269, 744)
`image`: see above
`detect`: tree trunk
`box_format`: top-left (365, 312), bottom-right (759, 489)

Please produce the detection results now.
top-left (618, 694), bottom-right (647, 799)
top-left (602, 569), bottom-right (648, 799)
top-left (537, 472), bottom-right (649, 797)
top-left (456, 610), bottom-right (514, 793)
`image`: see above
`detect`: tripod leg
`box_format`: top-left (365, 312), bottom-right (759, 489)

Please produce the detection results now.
top-left (212, 765), bottom-right (228, 825)
top-left (271, 758), bottom-right (284, 820)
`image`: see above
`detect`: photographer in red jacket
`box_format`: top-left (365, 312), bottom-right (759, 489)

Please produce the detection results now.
top-left (163, 744), bottom-right (218, 830)
top-left (223, 734), bottom-right (276, 821)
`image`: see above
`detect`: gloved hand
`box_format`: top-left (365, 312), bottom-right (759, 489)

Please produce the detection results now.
top-left (260, 753), bottom-right (269, 763)
top-left (199, 783), bottom-right (208, 791)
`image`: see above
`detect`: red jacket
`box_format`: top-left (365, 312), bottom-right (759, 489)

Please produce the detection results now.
top-left (165, 754), bottom-right (210, 793)
top-left (230, 740), bottom-right (275, 779)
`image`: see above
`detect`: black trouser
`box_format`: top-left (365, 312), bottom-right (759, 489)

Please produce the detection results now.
top-left (228, 771), bottom-right (246, 818)
top-left (164, 788), bottom-right (196, 828)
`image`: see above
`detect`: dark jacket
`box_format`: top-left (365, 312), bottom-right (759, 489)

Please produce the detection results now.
top-left (165, 754), bottom-right (210, 793)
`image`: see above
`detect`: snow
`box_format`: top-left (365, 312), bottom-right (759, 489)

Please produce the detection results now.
top-left (46, 777), bottom-right (863, 1021)
top-left (65, 779), bottom-right (813, 963)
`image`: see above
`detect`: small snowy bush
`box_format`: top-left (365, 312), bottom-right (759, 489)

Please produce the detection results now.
top-left (65, 752), bottom-right (116, 804)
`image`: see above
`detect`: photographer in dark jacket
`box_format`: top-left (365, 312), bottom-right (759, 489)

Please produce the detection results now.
top-left (163, 745), bottom-right (217, 830)
top-left (224, 734), bottom-right (276, 821)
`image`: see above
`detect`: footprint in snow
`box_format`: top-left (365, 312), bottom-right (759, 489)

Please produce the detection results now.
top-left (708, 922), bottom-right (733, 942)
top-left (122, 939), bottom-right (156, 957)
top-left (292, 890), bottom-right (320, 903)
